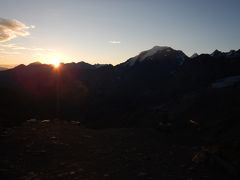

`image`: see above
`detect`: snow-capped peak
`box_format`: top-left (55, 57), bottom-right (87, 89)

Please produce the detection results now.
top-left (210, 49), bottom-right (240, 58)
top-left (128, 46), bottom-right (172, 66)
top-left (138, 46), bottom-right (172, 62)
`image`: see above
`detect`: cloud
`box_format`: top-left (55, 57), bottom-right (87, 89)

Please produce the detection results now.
top-left (0, 51), bottom-right (21, 55)
top-left (0, 43), bottom-right (56, 57)
top-left (0, 43), bottom-right (26, 49)
top-left (0, 18), bottom-right (34, 42)
top-left (109, 41), bottom-right (121, 44)
top-left (0, 44), bottom-right (55, 52)
top-left (31, 48), bottom-right (54, 51)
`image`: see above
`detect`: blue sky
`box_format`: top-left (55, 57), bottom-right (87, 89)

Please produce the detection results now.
top-left (0, 0), bottom-right (240, 65)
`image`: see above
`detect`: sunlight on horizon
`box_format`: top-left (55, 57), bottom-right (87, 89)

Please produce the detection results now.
top-left (33, 52), bottom-right (68, 67)
top-left (49, 56), bottom-right (61, 68)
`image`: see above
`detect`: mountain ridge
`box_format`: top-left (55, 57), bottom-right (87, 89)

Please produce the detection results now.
top-left (0, 45), bottom-right (240, 129)
top-left (7, 46), bottom-right (240, 69)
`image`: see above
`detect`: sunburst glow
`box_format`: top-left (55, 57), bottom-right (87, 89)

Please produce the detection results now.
top-left (49, 57), bottom-right (60, 68)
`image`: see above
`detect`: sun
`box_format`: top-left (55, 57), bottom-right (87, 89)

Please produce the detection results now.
top-left (49, 57), bottom-right (61, 68)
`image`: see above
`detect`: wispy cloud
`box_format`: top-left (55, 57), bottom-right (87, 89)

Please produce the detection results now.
top-left (109, 41), bottom-right (121, 44)
top-left (31, 48), bottom-right (55, 52)
top-left (0, 17), bottom-right (35, 42)
top-left (1, 44), bottom-right (26, 50)
top-left (0, 44), bottom-right (55, 52)
top-left (0, 51), bottom-right (21, 55)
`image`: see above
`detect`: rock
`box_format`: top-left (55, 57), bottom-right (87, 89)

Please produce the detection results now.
top-left (41, 120), bottom-right (50, 123)
top-left (189, 120), bottom-right (200, 126)
top-left (27, 119), bottom-right (37, 123)
top-left (50, 136), bottom-right (57, 140)
top-left (24, 171), bottom-right (38, 180)
top-left (70, 171), bottom-right (75, 175)
top-left (71, 121), bottom-right (81, 125)
top-left (192, 152), bottom-right (207, 163)
top-left (1, 129), bottom-right (13, 137)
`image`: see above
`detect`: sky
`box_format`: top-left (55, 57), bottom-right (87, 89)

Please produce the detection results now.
top-left (0, 0), bottom-right (240, 66)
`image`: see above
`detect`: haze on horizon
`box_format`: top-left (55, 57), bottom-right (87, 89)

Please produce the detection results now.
top-left (0, 0), bottom-right (240, 66)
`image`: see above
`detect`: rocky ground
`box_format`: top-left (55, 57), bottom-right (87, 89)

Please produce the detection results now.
top-left (0, 120), bottom-right (238, 180)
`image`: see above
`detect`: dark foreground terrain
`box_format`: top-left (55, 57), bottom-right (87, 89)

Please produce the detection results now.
top-left (1, 120), bottom-right (239, 180)
top-left (1, 47), bottom-right (240, 179)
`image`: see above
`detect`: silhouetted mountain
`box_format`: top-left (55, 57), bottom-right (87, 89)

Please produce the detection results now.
top-left (0, 64), bottom-right (16, 71)
top-left (0, 46), bottom-right (240, 129)
top-left (210, 49), bottom-right (240, 59)
top-left (119, 46), bottom-right (187, 67)
top-left (0, 66), bottom-right (8, 71)
top-left (190, 53), bottom-right (199, 58)
top-left (1, 46), bottom-right (240, 179)
top-left (211, 49), bottom-right (225, 57)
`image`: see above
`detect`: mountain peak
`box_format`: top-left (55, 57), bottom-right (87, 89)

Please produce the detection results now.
top-left (0, 67), bottom-right (8, 71)
top-left (211, 49), bottom-right (224, 57)
top-left (127, 46), bottom-right (175, 66)
top-left (138, 46), bottom-right (173, 61)
top-left (28, 61), bottom-right (42, 66)
top-left (190, 53), bottom-right (199, 59)
top-left (151, 46), bottom-right (172, 51)
top-left (125, 46), bottom-right (187, 67)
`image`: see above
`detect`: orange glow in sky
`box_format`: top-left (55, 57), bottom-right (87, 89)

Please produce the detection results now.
top-left (49, 57), bottom-right (60, 68)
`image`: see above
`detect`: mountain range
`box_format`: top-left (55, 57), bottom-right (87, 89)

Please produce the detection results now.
top-left (0, 67), bottom-right (8, 71)
top-left (0, 46), bottom-right (240, 131)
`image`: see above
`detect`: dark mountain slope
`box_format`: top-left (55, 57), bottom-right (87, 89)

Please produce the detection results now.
top-left (1, 47), bottom-right (240, 179)
top-left (0, 47), bottom-right (240, 128)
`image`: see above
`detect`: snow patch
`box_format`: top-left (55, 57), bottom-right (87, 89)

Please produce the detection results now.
top-left (128, 46), bottom-right (171, 66)
top-left (139, 46), bottom-right (170, 62)
top-left (128, 57), bottom-right (138, 66)
top-left (212, 76), bottom-right (240, 88)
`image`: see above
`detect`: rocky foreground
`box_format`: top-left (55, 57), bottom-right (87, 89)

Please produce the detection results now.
top-left (0, 120), bottom-right (239, 180)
